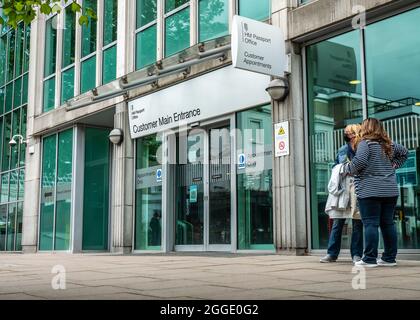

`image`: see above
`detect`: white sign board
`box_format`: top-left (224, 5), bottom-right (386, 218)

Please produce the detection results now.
top-left (128, 66), bottom-right (270, 139)
top-left (232, 15), bottom-right (286, 77)
top-left (274, 121), bottom-right (289, 157)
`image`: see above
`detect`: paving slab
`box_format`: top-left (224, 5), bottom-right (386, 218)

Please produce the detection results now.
top-left (0, 253), bottom-right (420, 300)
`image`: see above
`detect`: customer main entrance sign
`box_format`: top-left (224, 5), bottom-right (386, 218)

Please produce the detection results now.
top-left (128, 66), bottom-right (270, 139)
top-left (231, 15), bottom-right (286, 77)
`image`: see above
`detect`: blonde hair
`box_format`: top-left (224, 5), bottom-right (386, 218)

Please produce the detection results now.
top-left (345, 124), bottom-right (361, 149)
top-left (358, 118), bottom-right (393, 159)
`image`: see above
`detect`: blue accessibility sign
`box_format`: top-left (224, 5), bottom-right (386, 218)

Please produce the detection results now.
top-left (238, 154), bottom-right (246, 170)
top-left (156, 169), bottom-right (162, 182)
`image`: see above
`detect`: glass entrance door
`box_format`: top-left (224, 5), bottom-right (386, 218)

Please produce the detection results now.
top-left (175, 122), bottom-right (231, 251)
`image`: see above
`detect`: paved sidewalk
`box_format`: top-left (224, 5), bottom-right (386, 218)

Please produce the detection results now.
top-left (0, 253), bottom-right (420, 300)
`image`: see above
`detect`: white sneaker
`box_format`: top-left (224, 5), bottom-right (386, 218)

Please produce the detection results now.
top-left (377, 259), bottom-right (397, 267)
top-left (354, 260), bottom-right (378, 268)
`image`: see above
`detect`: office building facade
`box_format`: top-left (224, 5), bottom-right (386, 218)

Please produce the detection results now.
top-left (0, 0), bottom-right (418, 257)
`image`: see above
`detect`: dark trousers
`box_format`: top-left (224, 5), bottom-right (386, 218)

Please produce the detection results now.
top-left (327, 218), bottom-right (364, 259)
top-left (358, 197), bottom-right (398, 264)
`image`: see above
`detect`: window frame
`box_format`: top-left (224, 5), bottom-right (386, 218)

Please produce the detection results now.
top-left (134, 0), bottom-right (158, 70)
top-left (101, 0), bottom-right (118, 84)
top-left (163, 1), bottom-right (191, 58)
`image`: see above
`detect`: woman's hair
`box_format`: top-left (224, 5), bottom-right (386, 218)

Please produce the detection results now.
top-left (358, 118), bottom-right (393, 159)
top-left (345, 123), bottom-right (361, 149)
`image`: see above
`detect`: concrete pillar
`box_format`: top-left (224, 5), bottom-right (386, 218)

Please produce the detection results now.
top-left (110, 102), bottom-right (134, 253)
top-left (22, 15), bottom-right (44, 253)
top-left (271, 0), bottom-right (308, 255)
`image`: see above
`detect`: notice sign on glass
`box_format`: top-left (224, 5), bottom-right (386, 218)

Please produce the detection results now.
top-left (232, 15), bottom-right (286, 77)
top-left (275, 121), bottom-right (289, 157)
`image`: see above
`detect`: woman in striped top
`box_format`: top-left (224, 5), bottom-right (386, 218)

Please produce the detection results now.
top-left (343, 118), bottom-right (408, 267)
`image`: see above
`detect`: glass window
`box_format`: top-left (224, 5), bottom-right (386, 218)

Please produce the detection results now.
top-left (135, 134), bottom-right (162, 250)
top-left (44, 18), bottom-right (57, 77)
top-left (103, 0), bottom-right (118, 46)
top-left (236, 105), bottom-right (274, 250)
top-left (10, 109), bottom-right (20, 169)
top-left (15, 202), bottom-right (23, 251)
top-left (61, 67), bottom-right (75, 105)
top-left (165, 0), bottom-right (189, 13)
top-left (9, 170), bottom-right (18, 202)
top-left (5, 82), bottom-right (13, 113)
top-left (15, 23), bottom-right (25, 77)
top-left (19, 107), bottom-right (27, 168)
top-left (1, 173), bottom-right (9, 203)
top-left (136, 24), bottom-right (157, 70)
top-left (7, 29), bottom-right (15, 81)
top-left (82, 0), bottom-right (97, 57)
top-left (14, 24), bottom-right (24, 77)
top-left (6, 203), bottom-right (16, 250)
top-left (22, 73), bottom-right (28, 105)
top-left (0, 118), bottom-right (3, 168)
top-left (365, 8), bottom-right (420, 250)
top-left (137, 0), bottom-right (157, 28)
top-left (165, 7), bottom-right (190, 57)
top-left (199, 0), bottom-right (229, 43)
top-left (23, 25), bottom-right (30, 73)
top-left (306, 30), bottom-right (362, 249)
top-left (39, 135), bottom-right (56, 251)
top-left (238, 0), bottom-right (270, 21)
top-left (102, 45), bottom-right (116, 84)
top-left (39, 129), bottom-right (73, 251)
top-left (82, 128), bottom-right (110, 251)
top-left (0, 35), bottom-right (6, 86)
top-left (62, 6), bottom-right (76, 68)
top-left (80, 56), bottom-right (96, 93)
top-left (18, 169), bottom-right (24, 200)
top-left (43, 76), bottom-right (56, 112)
top-left (2, 114), bottom-right (11, 172)
top-left (13, 77), bottom-right (22, 108)
top-left (0, 205), bottom-right (6, 250)
top-left (0, 88), bottom-right (4, 114)
top-left (55, 129), bottom-right (73, 250)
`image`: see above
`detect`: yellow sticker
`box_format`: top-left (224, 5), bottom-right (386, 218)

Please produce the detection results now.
top-left (278, 127), bottom-right (285, 135)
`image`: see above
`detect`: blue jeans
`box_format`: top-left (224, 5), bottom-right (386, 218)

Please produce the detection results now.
top-left (327, 219), bottom-right (364, 259)
top-left (358, 197), bottom-right (398, 264)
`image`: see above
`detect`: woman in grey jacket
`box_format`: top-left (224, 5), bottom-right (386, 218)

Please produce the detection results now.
top-left (344, 118), bottom-right (408, 267)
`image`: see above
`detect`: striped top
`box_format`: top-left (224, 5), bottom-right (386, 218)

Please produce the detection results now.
top-left (343, 140), bottom-right (408, 199)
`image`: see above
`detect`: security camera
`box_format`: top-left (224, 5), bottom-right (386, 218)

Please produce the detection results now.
top-left (9, 138), bottom-right (17, 147)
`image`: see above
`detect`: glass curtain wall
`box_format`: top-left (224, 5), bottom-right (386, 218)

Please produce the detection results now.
top-left (136, 0), bottom-right (158, 70)
top-left (0, 22), bottom-right (29, 252)
top-left (44, 0), bottom-right (119, 111)
top-left (39, 129), bottom-right (73, 251)
top-left (307, 7), bottom-right (420, 251)
top-left (135, 134), bottom-right (162, 250)
top-left (236, 105), bottom-right (274, 250)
